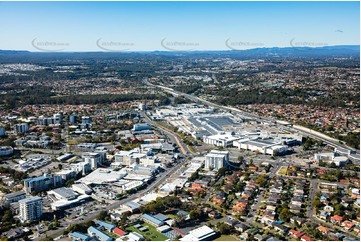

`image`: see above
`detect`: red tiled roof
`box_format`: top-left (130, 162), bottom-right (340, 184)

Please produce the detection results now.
top-left (113, 227), bottom-right (126, 236)
top-left (290, 230), bottom-right (306, 238)
top-left (331, 215), bottom-right (343, 221)
top-left (301, 235), bottom-right (314, 241)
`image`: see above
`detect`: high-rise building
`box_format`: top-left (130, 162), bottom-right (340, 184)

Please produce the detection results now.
top-left (69, 113), bottom-right (77, 124)
top-left (14, 123), bottom-right (29, 133)
top-left (53, 113), bottom-right (62, 124)
top-left (82, 116), bottom-right (91, 125)
top-left (24, 174), bottom-right (63, 194)
top-left (0, 127), bottom-right (5, 136)
top-left (19, 196), bottom-right (43, 221)
top-left (205, 150), bottom-right (229, 170)
top-left (82, 152), bottom-right (101, 170)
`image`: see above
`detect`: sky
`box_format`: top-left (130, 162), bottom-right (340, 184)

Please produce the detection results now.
top-left (0, 1), bottom-right (359, 51)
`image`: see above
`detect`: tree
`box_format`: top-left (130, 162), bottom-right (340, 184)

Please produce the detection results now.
top-left (175, 213), bottom-right (186, 228)
top-left (217, 222), bottom-right (232, 235)
top-left (217, 167), bottom-right (227, 177)
top-left (189, 210), bottom-right (201, 221)
top-left (279, 208), bottom-right (291, 221)
top-left (312, 198), bottom-right (322, 208)
top-left (96, 211), bottom-right (108, 220)
top-left (238, 156), bottom-right (245, 162)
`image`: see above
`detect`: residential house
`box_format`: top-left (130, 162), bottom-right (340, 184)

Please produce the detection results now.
top-left (272, 223), bottom-right (289, 234)
top-left (289, 230), bottom-right (306, 239)
top-left (235, 223), bottom-right (249, 233)
top-left (290, 217), bottom-right (306, 226)
top-left (317, 225), bottom-right (330, 235)
top-left (331, 215), bottom-right (343, 225)
top-left (301, 235), bottom-right (314, 241)
top-left (342, 221), bottom-right (355, 231)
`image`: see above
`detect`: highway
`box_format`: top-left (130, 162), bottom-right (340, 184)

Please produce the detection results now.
top-left (144, 79), bottom-right (359, 159)
top-left (141, 111), bottom-right (191, 155)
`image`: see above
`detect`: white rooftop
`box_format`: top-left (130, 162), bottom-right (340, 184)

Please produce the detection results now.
top-left (77, 168), bottom-right (127, 185)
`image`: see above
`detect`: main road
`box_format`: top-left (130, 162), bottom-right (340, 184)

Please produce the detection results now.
top-left (144, 79), bottom-right (359, 159)
top-left (35, 158), bottom-right (186, 240)
top-left (141, 111), bottom-right (192, 155)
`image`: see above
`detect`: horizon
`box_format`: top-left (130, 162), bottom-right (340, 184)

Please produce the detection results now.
top-left (0, 1), bottom-right (359, 52)
top-left (0, 44), bottom-right (360, 54)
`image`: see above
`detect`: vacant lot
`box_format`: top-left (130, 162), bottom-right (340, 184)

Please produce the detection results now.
top-left (214, 234), bottom-right (240, 241)
top-left (277, 166), bottom-right (288, 176)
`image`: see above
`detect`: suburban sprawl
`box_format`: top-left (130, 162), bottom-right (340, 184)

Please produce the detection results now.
top-left (0, 48), bottom-right (360, 241)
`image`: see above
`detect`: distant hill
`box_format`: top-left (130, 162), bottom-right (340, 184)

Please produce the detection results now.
top-left (0, 45), bottom-right (359, 63)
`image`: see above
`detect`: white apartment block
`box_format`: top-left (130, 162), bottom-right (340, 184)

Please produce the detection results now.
top-left (19, 196), bottom-right (43, 221)
top-left (205, 150), bottom-right (229, 170)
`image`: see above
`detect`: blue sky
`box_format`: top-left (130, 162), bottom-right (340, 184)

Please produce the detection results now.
top-left (0, 1), bottom-right (359, 51)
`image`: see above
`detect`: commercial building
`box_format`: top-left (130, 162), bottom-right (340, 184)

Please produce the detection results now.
top-left (94, 220), bottom-right (116, 232)
top-left (69, 232), bottom-right (90, 241)
top-left (56, 169), bottom-right (76, 181)
top-left (314, 152), bottom-right (349, 166)
top-left (67, 161), bottom-right (92, 176)
top-left (205, 150), bottom-right (229, 170)
top-left (19, 196), bottom-right (42, 221)
top-left (87, 226), bottom-right (113, 241)
top-left (23, 174), bottom-right (63, 194)
top-left (0, 146), bottom-right (13, 157)
top-left (56, 153), bottom-right (75, 162)
top-left (47, 187), bottom-right (78, 201)
top-left (14, 123), bottom-right (29, 133)
top-left (72, 183), bottom-right (93, 195)
top-left (180, 225), bottom-right (217, 241)
top-left (128, 232), bottom-right (144, 241)
top-left (203, 134), bottom-right (241, 148)
top-left (82, 152), bottom-right (102, 170)
top-left (233, 138), bottom-right (288, 156)
top-left (114, 150), bottom-right (146, 167)
top-left (77, 168), bottom-right (127, 185)
top-left (133, 123), bottom-right (151, 132)
top-left (2, 191), bottom-right (26, 206)
top-left (142, 213), bottom-right (165, 227)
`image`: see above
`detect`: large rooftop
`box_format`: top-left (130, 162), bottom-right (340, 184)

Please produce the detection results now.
top-left (77, 168), bottom-right (127, 185)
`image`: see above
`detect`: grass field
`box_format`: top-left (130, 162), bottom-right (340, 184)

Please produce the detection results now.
top-left (214, 235), bottom-right (240, 241)
top-left (277, 166), bottom-right (288, 176)
top-left (125, 222), bottom-right (168, 241)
